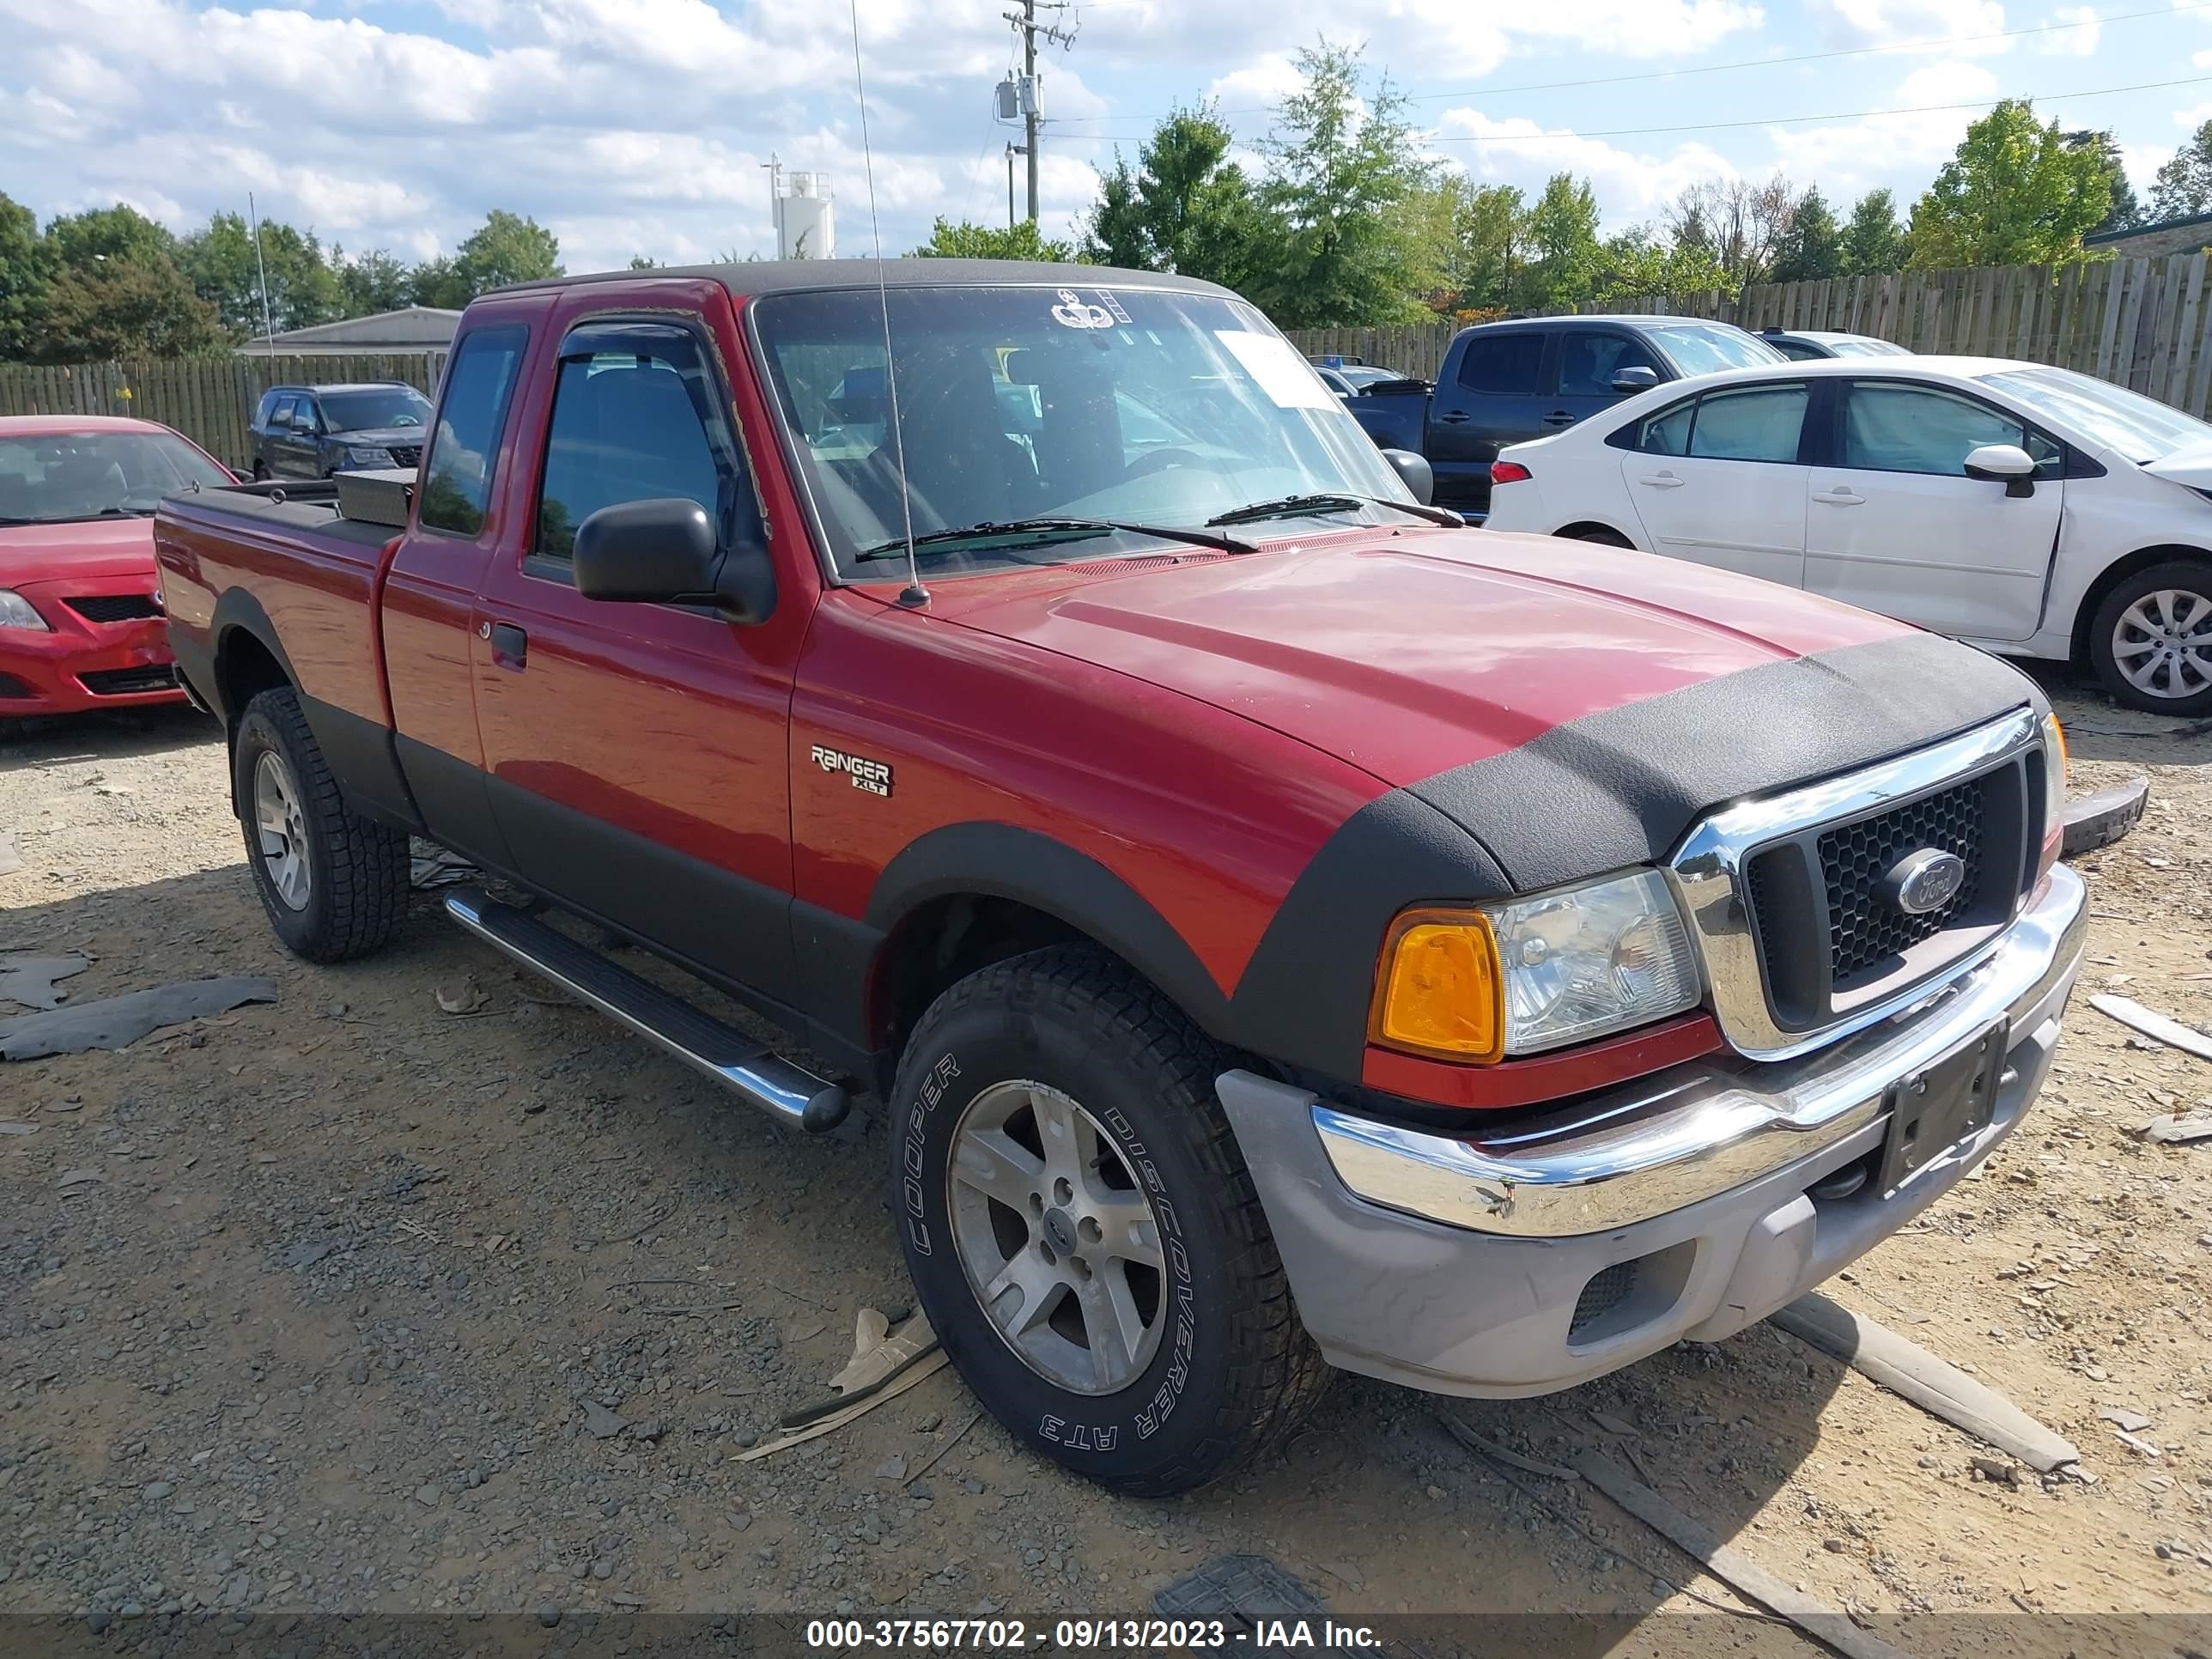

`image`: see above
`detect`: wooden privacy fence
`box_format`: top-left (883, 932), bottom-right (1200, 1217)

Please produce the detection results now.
top-left (0, 352), bottom-right (448, 475)
top-left (1286, 252), bottom-right (2212, 418)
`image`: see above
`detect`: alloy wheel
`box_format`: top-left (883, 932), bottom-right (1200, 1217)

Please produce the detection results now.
top-left (252, 750), bottom-right (312, 911)
top-left (2112, 587), bottom-right (2212, 702)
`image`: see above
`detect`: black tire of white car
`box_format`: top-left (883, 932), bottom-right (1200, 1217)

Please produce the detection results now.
top-left (2089, 560), bottom-right (2212, 717)
top-left (232, 687), bottom-right (407, 963)
top-left (890, 945), bottom-right (1328, 1497)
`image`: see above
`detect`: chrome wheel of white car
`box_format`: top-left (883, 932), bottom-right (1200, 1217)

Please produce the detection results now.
top-left (946, 1078), bottom-right (1166, 1395)
top-left (252, 750), bottom-right (312, 911)
top-left (2111, 587), bottom-right (2212, 702)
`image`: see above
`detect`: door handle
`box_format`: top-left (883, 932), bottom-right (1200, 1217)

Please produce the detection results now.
top-left (1637, 472), bottom-right (1685, 489)
top-left (1816, 487), bottom-right (1865, 506)
top-left (1437, 411), bottom-right (1470, 424)
top-left (1540, 411), bottom-right (1577, 427)
top-left (488, 622), bottom-right (528, 669)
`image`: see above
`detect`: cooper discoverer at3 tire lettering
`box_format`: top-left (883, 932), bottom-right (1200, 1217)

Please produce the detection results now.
top-left (889, 945), bottom-right (1328, 1497)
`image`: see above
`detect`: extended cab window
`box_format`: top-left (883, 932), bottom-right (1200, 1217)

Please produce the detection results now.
top-left (1455, 333), bottom-right (1541, 396)
top-left (418, 325), bottom-right (528, 536)
top-left (534, 324), bottom-right (742, 562)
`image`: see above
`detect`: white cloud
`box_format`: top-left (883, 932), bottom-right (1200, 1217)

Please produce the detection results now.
top-left (2033, 5), bottom-right (2100, 55)
top-left (1208, 54), bottom-right (1310, 111)
top-left (1435, 107), bottom-right (1738, 222)
top-left (1765, 59), bottom-right (1999, 191)
top-left (1807, 0), bottom-right (2010, 53)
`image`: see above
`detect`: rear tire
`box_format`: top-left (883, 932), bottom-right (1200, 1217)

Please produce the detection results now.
top-left (890, 945), bottom-right (1328, 1496)
top-left (2088, 560), bottom-right (2212, 716)
top-left (1565, 525), bottom-right (1636, 549)
top-left (232, 687), bottom-right (406, 962)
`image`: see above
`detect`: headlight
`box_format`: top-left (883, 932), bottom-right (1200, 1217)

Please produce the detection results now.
top-left (1371, 870), bottom-right (1702, 1062)
top-left (2037, 712), bottom-right (2066, 880)
top-left (344, 446), bottom-right (396, 467)
top-left (0, 588), bottom-right (52, 631)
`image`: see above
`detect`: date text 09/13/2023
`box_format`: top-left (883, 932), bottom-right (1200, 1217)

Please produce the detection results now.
top-left (803, 1618), bottom-right (1383, 1649)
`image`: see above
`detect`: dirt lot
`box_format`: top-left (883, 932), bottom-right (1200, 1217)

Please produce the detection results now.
top-left (3, 672), bottom-right (2211, 1654)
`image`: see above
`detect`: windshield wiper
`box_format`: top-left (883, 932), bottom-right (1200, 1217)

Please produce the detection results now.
top-left (1207, 492), bottom-right (1463, 528)
top-left (856, 516), bottom-right (1255, 562)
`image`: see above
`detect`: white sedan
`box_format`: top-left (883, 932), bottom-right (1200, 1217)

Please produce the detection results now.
top-left (1482, 355), bottom-right (2212, 714)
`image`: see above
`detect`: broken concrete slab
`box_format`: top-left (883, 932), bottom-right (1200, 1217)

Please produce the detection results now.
top-left (0, 977), bottom-right (276, 1060)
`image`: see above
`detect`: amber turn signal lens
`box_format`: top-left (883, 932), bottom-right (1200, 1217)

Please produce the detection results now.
top-left (1370, 909), bottom-right (1504, 1063)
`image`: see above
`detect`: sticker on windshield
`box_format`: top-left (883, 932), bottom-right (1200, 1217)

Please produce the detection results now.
top-left (1094, 289), bottom-right (1132, 325)
top-left (1213, 330), bottom-right (1334, 410)
top-left (1051, 289), bottom-right (1115, 330)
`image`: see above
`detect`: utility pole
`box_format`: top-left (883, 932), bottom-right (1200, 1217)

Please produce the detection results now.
top-left (1001, 0), bottom-right (1073, 225)
top-left (246, 191), bottom-right (276, 349)
top-left (1006, 143), bottom-right (1020, 229)
top-left (760, 152), bottom-right (781, 257)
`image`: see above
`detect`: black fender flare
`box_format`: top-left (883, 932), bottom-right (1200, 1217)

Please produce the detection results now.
top-left (205, 586), bottom-right (304, 725)
top-left (862, 821), bottom-right (1235, 1039)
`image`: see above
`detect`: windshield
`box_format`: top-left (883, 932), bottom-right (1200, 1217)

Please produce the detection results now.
top-left (319, 388), bottom-right (433, 432)
top-left (0, 431), bottom-right (230, 523)
top-left (753, 284), bottom-right (1415, 578)
top-left (1644, 323), bottom-right (1788, 375)
top-left (1979, 365), bottom-right (2212, 464)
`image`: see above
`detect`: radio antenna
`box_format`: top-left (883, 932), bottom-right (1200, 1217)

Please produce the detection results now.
top-left (848, 0), bottom-right (927, 609)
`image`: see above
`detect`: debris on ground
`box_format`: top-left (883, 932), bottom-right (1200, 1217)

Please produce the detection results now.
top-left (2061, 777), bottom-right (2150, 856)
top-left (2091, 994), bottom-right (2212, 1063)
top-left (0, 976), bottom-right (276, 1060)
top-left (2139, 1111), bottom-right (2212, 1144)
top-left (434, 976), bottom-right (488, 1015)
top-left (410, 839), bottom-right (477, 891)
top-left (0, 830), bottom-right (19, 877)
top-left (1771, 1294), bottom-right (2081, 1473)
top-left (735, 1309), bottom-right (945, 1462)
top-left (2100, 1407), bottom-right (2153, 1433)
top-left (0, 951), bottom-right (89, 1009)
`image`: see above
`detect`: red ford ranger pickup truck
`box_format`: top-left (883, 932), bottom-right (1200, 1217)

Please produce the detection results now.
top-left (155, 259), bottom-right (2087, 1497)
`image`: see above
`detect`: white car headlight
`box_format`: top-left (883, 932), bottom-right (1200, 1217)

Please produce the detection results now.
top-left (0, 588), bottom-right (52, 631)
top-left (1489, 870), bottom-right (1703, 1054)
top-left (1370, 869), bottom-right (1703, 1062)
top-left (344, 446), bottom-right (396, 468)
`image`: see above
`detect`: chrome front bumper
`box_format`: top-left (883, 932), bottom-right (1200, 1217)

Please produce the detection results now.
top-left (1214, 864), bottom-right (2086, 1398)
top-left (1314, 862), bottom-right (2084, 1239)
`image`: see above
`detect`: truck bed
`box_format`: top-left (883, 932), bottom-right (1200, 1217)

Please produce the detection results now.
top-left (164, 481), bottom-right (399, 556)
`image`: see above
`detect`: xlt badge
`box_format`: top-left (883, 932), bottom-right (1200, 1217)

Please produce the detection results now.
top-left (811, 744), bottom-right (892, 798)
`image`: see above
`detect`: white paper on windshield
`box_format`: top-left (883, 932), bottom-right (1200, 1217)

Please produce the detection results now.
top-left (1212, 330), bottom-right (1334, 410)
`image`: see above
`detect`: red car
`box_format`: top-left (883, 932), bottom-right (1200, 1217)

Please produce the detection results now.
top-left (0, 414), bottom-right (233, 718)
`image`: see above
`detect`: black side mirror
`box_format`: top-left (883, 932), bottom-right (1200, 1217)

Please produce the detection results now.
top-left (1381, 447), bottom-right (1434, 506)
top-left (572, 498), bottom-right (776, 624)
top-left (1611, 366), bottom-right (1660, 394)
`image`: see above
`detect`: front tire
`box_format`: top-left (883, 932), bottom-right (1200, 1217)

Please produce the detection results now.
top-left (232, 687), bottom-right (406, 962)
top-left (890, 946), bottom-right (1327, 1496)
top-left (2089, 560), bottom-right (2212, 716)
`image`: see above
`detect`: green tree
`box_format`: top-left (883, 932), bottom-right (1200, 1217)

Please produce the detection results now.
top-left (1768, 186), bottom-right (1844, 283)
top-left (179, 212), bottom-right (342, 337)
top-left (1840, 188), bottom-right (1909, 274)
top-left (2066, 129), bottom-right (2140, 234)
top-left (909, 218), bottom-right (1074, 260)
top-left (0, 191), bottom-right (52, 361)
top-left (1079, 103), bottom-right (1261, 289)
top-left (2150, 118), bottom-right (2212, 221)
top-left (413, 210), bottom-right (563, 307)
top-left (626, 254), bottom-right (660, 270)
top-left (1516, 173), bottom-right (1602, 309)
top-left (1907, 100), bottom-right (2111, 267)
top-left (331, 247), bottom-right (414, 316)
top-left (1592, 227), bottom-right (1734, 305)
top-left (32, 204), bottom-right (222, 361)
top-left (1243, 40), bottom-right (1438, 328)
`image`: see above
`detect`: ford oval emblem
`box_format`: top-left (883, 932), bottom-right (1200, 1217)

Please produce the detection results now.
top-left (1884, 848), bottom-right (1967, 916)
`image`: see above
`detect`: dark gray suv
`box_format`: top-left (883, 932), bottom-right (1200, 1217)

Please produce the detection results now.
top-left (247, 382), bottom-right (434, 481)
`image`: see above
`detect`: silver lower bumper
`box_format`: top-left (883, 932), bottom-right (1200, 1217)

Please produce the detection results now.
top-left (1215, 864), bottom-right (2086, 1398)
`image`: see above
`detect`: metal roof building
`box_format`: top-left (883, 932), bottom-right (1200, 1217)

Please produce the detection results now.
top-left (238, 306), bottom-right (463, 356)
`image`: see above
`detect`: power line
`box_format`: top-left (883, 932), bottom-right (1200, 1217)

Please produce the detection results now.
top-left (1428, 70), bottom-right (2212, 143)
top-left (1049, 0), bottom-right (2212, 131)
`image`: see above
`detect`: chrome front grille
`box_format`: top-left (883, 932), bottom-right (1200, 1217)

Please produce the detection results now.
top-left (1668, 710), bottom-right (2045, 1061)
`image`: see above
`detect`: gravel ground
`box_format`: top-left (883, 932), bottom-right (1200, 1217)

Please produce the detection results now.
top-left (3, 670), bottom-right (2211, 1655)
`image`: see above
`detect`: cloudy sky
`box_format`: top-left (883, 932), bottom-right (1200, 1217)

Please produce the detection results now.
top-left (3, 0), bottom-right (2211, 277)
